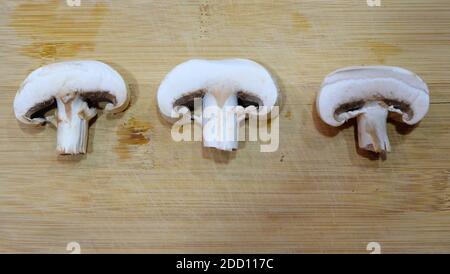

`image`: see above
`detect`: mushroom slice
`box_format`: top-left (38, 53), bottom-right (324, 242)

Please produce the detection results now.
top-left (317, 66), bottom-right (429, 154)
top-left (157, 59), bottom-right (279, 151)
top-left (14, 60), bottom-right (130, 155)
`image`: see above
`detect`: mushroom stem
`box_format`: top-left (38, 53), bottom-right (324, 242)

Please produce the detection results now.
top-left (356, 101), bottom-right (391, 153)
top-left (202, 92), bottom-right (239, 151)
top-left (55, 93), bottom-right (97, 155)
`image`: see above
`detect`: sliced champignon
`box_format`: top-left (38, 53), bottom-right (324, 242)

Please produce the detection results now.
top-left (317, 66), bottom-right (429, 154)
top-left (14, 60), bottom-right (129, 155)
top-left (157, 59), bottom-right (279, 151)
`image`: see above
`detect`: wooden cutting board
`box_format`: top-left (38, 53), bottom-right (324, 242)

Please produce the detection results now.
top-left (0, 0), bottom-right (449, 253)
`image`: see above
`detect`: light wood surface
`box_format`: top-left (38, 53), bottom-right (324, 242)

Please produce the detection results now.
top-left (0, 0), bottom-right (449, 253)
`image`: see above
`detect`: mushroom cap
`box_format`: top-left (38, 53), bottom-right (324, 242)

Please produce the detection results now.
top-left (14, 60), bottom-right (129, 125)
top-left (317, 66), bottom-right (429, 127)
top-left (157, 59), bottom-right (279, 120)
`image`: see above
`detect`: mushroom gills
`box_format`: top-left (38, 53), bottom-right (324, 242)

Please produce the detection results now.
top-left (82, 91), bottom-right (117, 109)
top-left (55, 93), bottom-right (97, 155)
top-left (173, 91), bottom-right (261, 112)
top-left (26, 98), bottom-right (56, 124)
top-left (236, 91), bottom-right (262, 109)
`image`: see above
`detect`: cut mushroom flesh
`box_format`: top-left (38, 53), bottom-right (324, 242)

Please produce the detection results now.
top-left (14, 61), bottom-right (129, 155)
top-left (158, 59), bottom-right (278, 151)
top-left (317, 66), bottom-right (429, 154)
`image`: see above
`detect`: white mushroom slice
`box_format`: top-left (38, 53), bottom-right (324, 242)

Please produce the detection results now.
top-left (157, 59), bottom-right (279, 151)
top-left (14, 60), bottom-right (129, 155)
top-left (317, 66), bottom-right (429, 154)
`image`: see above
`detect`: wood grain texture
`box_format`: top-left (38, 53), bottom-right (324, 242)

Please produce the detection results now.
top-left (0, 0), bottom-right (449, 253)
